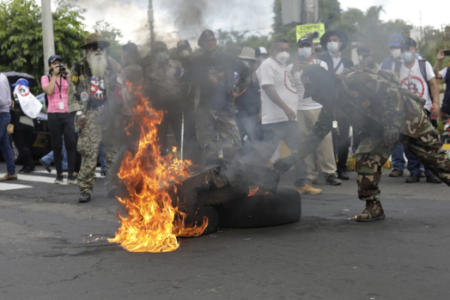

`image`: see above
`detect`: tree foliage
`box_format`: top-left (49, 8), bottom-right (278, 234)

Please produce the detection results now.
top-left (0, 0), bottom-right (87, 81)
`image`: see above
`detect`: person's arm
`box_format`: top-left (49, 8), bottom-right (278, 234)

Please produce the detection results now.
top-left (434, 50), bottom-right (444, 79)
top-left (429, 77), bottom-right (441, 118)
top-left (261, 85), bottom-right (296, 120)
top-left (0, 74), bottom-right (11, 108)
top-left (42, 72), bottom-right (58, 95)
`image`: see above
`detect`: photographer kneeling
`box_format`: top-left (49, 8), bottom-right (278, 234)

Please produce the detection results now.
top-left (41, 55), bottom-right (77, 184)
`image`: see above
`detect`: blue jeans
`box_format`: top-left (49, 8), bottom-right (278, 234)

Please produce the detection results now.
top-left (391, 142), bottom-right (405, 171)
top-left (98, 143), bottom-right (106, 172)
top-left (0, 112), bottom-right (16, 174)
top-left (405, 148), bottom-right (432, 177)
top-left (41, 136), bottom-right (68, 171)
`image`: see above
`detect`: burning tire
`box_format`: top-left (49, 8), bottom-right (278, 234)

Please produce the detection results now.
top-left (217, 188), bottom-right (301, 228)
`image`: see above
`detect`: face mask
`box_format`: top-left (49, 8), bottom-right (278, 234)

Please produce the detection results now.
top-left (241, 60), bottom-right (250, 67)
top-left (327, 42), bottom-right (339, 53)
top-left (402, 51), bottom-right (414, 63)
top-left (155, 52), bottom-right (169, 63)
top-left (180, 50), bottom-right (190, 57)
top-left (390, 48), bottom-right (401, 59)
top-left (275, 51), bottom-right (290, 66)
top-left (298, 47), bottom-right (312, 59)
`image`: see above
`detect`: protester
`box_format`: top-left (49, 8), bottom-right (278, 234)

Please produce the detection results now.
top-left (42, 55), bottom-right (77, 184)
top-left (143, 41), bottom-right (186, 155)
top-left (0, 72), bottom-right (17, 181)
top-left (434, 49), bottom-right (450, 117)
top-left (292, 35), bottom-right (341, 186)
top-left (255, 39), bottom-right (319, 194)
top-left (398, 37), bottom-right (441, 184)
top-left (275, 65), bottom-right (450, 221)
top-left (318, 30), bottom-right (354, 180)
top-left (10, 78), bottom-right (36, 173)
top-left (191, 29), bottom-right (242, 164)
top-left (234, 46), bottom-right (262, 142)
top-left (70, 33), bottom-right (119, 203)
top-left (381, 34), bottom-right (406, 178)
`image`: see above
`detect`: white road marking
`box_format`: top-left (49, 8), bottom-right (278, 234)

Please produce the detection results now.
top-left (0, 182), bottom-right (32, 191)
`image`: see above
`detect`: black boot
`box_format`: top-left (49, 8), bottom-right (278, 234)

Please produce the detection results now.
top-left (78, 192), bottom-right (91, 203)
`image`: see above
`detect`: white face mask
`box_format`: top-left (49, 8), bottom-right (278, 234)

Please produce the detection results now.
top-left (298, 47), bottom-right (312, 59)
top-left (327, 41), bottom-right (339, 53)
top-left (275, 51), bottom-right (290, 65)
top-left (402, 51), bottom-right (414, 63)
top-left (390, 48), bottom-right (401, 59)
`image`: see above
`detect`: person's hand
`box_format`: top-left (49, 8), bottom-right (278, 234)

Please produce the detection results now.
top-left (284, 107), bottom-right (296, 121)
top-left (431, 104), bottom-right (441, 121)
top-left (384, 127), bottom-right (399, 146)
top-left (6, 124), bottom-right (14, 135)
top-left (437, 50), bottom-right (445, 61)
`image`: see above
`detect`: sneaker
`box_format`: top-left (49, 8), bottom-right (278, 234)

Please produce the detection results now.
top-left (100, 170), bottom-right (107, 177)
top-left (405, 175), bottom-right (420, 183)
top-left (0, 174), bottom-right (18, 181)
top-left (67, 175), bottom-right (78, 185)
top-left (426, 174), bottom-right (441, 184)
top-left (388, 169), bottom-right (403, 177)
top-left (354, 200), bottom-right (385, 222)
top-left (337, 171), bottom-right (350, 180)
top-left (39, 159), bottom-right (51, 173)
top-left (54, 175), bottom-right (65, 185)
top-left (296, 183), bottom-right (322, 195)
top-left (19, 166), bottom-right (34, 174)
top-left (325, 174), bottom-right (342, 186)
top-left (78, 192), bottom-right (91, 203)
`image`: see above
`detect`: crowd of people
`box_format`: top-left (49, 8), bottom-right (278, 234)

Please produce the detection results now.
top-left (0, 29), bottom-right (449, 218)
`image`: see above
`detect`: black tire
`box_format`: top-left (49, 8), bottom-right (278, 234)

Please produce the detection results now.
top-left (217, 187), bottom-right (301, 228)
top-left (180, 205), bottom-right (219, 236)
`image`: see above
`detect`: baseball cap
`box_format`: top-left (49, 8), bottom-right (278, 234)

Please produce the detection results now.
top-left (388, 34), bottom-right (404, 48)
top-left (12, 78), bottom-right (29, 87)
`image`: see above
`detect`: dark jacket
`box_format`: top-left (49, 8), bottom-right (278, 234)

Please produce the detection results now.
top-left (318, 52), bottom-right (354, 74)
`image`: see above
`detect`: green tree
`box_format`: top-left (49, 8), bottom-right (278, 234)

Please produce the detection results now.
top-left (0, 0), bottom-right (87, 82)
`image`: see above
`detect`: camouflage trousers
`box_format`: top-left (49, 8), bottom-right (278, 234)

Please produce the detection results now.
top-left (195, 107), bottom-right (241, 163)
top-left (77, 109), bottom-right (115, 195)
top-left (356, 112), bottom-right (450, 201)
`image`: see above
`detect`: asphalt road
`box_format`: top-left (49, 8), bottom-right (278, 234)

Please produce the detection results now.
top-left (0, 163), bottom-right (449, 300)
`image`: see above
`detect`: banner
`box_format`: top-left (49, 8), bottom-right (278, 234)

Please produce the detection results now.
top-left (296, 23), bottom-right (325, 43)
top-left (13, 85), bottom-right (43, 119)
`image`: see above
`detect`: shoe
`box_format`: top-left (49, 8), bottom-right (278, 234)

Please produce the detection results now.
top-left (419, 171), bottom-right (426, 178)
top-left (337, 171), bottom-right (350, 180)
top-left (296, 184), bottom-right (322, 195)
top-left (354, 200), bottom-right (385, 222)
top-left (405, 175), bottom-right (420, 183)
top-left (67, 174), bottom-right (78, 185)
top-left (19, 167), bottom-right (34, 174)
top-left (78, 192), bottom-right (91, 203)
top-left (0, 174), bottom-right (18, 181)
top-left (325, 174), bottom-right (342, 186)
top-left (54, 174), bottom-right (65, 185)
top-left (388, 169), bottom-right (403, 177)
top-left (100, 170), bottom-right (107, 177)
top-left (426, 174), bottom-right (441, 184)
top-left (39, 159), bottom-right (51, 173)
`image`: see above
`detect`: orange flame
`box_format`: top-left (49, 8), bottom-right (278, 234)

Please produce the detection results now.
top-left (108, 85), bottom-right (208, 253)
top-left (248, 186), bottom-right (259, 197)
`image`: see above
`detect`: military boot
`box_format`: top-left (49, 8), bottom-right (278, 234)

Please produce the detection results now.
top-left (354, 200), bottom-right (385, 222)
top-left (78, 192), bottom-right (91, 203)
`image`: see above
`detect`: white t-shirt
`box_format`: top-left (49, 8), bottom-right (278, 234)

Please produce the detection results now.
top-left (292, 59), bottom-right (328, 111)
top-left (399, 59), bottom-right (435, 111)
top-left (439, 67), bottom-right (448, 79)
top-left (256, 57), bottom-right (299, 124)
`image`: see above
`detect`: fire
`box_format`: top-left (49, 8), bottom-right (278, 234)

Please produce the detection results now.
top-left (108, 85), bottom-right (208, 253)
top-left (248, 186), bottom-right (259, 197)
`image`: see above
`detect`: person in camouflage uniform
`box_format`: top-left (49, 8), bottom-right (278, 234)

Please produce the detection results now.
top-left (191, 29), bottom-right (243, 164)
top-left (69, 33), bottom-right (120, 203)
top-left (275, 65), bottom-right (450, 222)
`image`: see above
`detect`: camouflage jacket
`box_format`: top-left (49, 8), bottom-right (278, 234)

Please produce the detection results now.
top-left (298, 68), bottom-right (427, 157)
top-left (68, 56), bottom-right (118, 114)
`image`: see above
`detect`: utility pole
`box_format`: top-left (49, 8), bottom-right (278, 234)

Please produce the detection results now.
top-left (148, 0), bottom-right (155, 49)
top-left (41, 0), bottom-right (55, 74)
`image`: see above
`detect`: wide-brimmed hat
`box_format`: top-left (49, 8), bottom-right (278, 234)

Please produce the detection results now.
top-left (81, 33), bottom-right (110, 49)
top-left (238, 47), bottom-right (256, 61)
top-left (320, 30), bottom-right (349, 51)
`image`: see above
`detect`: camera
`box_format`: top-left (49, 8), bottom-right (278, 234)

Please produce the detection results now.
top-left (50, 64), bottom-right (67, 77)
